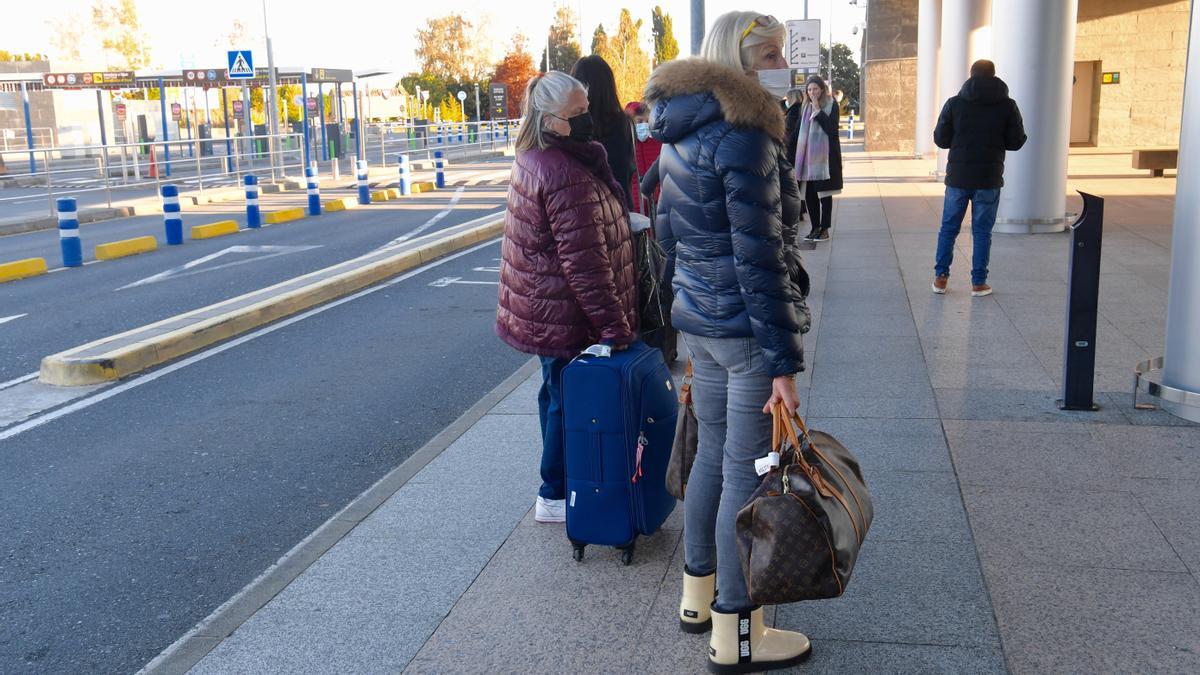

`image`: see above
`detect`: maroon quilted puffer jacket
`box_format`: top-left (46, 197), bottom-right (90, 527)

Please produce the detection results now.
top-left (496, 135), bottom-right (639, 359)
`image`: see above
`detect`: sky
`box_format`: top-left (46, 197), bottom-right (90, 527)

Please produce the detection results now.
top-left (4, 0), bottom-right (867, 83)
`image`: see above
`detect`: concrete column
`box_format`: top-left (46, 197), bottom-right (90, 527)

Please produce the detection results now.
top-left (691, 0), bottom-right (705, 56)
top-left (915, 0), bottom-right (942, 157)
top-left (1162, 0), bottom-right (1200, 423)
top-left (937, 0), bottom-right (992, 174)
top-left (992, 0), bottom-right (1078, 234)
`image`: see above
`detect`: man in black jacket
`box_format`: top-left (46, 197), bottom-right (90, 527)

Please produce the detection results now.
top-left (932, 59), bottom-right (1027, 297)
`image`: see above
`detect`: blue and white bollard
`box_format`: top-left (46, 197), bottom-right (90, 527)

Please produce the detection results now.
top-left (504, 121), bottom-right (510, 143)
top-left (436, 125), bottom-right (443, 145)
top-left (457, 125), bottom-right (464, 144)
top-left (57, 197), bottom-right (82, 267)
top-left (161, 184), bottom-right (183, 245)
top-left (434, 150), bottom-right (445, 189)
top-left (305, 166), bottom-right (322, 216)
top-left (244, 175), bottom-right (261, 228)
top-left (356, 160), bottom-right (371, 205)
top-left (397, 153), bottom-right (411, 196)
top-left (848, 113), bottom-right (856, 141)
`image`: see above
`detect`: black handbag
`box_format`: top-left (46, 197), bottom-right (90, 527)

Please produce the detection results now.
top-left (735, 405), bottom-right (873, 603)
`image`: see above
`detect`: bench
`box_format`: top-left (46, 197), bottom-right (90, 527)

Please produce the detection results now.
top-left (1132, 148), bottom-right (1178, 177)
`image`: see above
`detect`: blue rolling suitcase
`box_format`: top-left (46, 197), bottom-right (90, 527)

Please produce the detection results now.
top-left (561, 341), bottom-right (678, 565)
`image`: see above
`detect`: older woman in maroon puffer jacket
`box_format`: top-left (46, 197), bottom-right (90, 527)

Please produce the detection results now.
top-left (496, 70), bottom-right (639, 524)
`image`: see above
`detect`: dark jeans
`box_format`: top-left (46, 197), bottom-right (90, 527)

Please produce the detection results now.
top-left (935, 186), bottom-right (1001, 285)
top-left (805, 182), bottom-right (833, 231)
top-left (537, 356), bottom-right (570, 500)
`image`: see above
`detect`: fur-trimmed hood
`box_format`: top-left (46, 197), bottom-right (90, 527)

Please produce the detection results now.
top-left (643, 58), bottom-right (786, 144)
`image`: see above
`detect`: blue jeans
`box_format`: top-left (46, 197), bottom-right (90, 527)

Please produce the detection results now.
top-left (681, 333), bottom-right (777, 612)
top-left (935, 186), bottom-right (1001, 285)
top-left (537, 356), bottom-right (570, 500)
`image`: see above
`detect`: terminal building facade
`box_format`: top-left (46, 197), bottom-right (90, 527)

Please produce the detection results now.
top-left (863, 0), bottom-right (1190, 153)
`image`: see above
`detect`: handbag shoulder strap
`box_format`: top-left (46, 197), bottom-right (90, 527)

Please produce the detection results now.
top-left (775, 404), bottom-right (862, 544)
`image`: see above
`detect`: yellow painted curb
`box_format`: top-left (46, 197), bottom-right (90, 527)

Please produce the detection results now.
top-left (191, 220), bottom-right (240, 240)
top-left (370, 189), bottom-right (391, 202)
top-left (324, 197), bottom-right (357, 212)
top-left (96, 236), bottom-right (158, 260)
top-left (411, 181), bottom-right (436, 194)
top-left (39, 215), bottom-right (506, 386)
top-left (264, 207), bottom-right (305, 224)
top-left (0, 257), bottom-right (49, 284)
top-left (386, 188), bottom-right (400, 199)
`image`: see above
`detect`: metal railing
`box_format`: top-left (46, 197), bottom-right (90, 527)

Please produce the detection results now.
top-left (0, 126), bottom-right (56, 152)
top-left (0, 133), bottom-right (306, 218)
top-left (360, 119), bottom-right (521, 168)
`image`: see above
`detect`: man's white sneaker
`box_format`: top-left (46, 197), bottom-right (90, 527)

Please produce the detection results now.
top-left (534, 496), bottom-right (566, 523)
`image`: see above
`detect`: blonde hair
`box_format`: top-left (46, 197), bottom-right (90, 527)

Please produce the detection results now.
top-left (700, 11), bottom-right (786, 72)
top-left (515, 71), bottom-right (587, 152)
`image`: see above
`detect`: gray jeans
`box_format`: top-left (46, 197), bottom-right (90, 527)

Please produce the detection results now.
top-left (681, 332), bottom-right (776, 611)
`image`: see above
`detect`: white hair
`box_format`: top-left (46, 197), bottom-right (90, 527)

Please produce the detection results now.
top-left (515, 70), bottom-right (587, 152)
top-left (701, 11), bottom-right (786, 72)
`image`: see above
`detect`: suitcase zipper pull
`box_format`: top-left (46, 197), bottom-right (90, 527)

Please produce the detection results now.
top-left (633, 432), bottom-right (647, 483)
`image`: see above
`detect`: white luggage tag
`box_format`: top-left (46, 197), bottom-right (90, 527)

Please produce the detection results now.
top-left (581, 344), bottom-right (613, 358)
top-left (754, 452), bottom-right (781, 476)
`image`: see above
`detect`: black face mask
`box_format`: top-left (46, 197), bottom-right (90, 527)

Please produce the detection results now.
top-left (556, 112), bottom-right (594, 142)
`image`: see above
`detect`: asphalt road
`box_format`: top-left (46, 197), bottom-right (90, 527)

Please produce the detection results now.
top-left (0, 231), bottom-right (529, 673)
top-left (0, 159), bottom-right (511, 384)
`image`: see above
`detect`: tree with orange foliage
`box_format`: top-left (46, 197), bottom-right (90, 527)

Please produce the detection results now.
top-left (490, 33), bottom-right (540, 118)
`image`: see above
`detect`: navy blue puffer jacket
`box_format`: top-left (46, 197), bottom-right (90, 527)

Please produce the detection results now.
top-left (644, 59), bottom-right (809, 377)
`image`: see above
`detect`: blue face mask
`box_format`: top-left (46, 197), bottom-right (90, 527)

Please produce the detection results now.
top-left (635, 122), bottom-right (650, 142)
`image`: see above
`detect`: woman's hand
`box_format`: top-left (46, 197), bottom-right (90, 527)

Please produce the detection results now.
top-left (763, 375), bottom-right (799, 415)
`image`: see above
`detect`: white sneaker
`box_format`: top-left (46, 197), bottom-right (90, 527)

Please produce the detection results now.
top-left (534, 496), bottom-right (566, 523)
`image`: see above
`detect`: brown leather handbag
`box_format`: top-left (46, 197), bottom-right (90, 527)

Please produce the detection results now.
top-left (735, 405), bottom-right (873, 604)
top-left (665, 360), bottom-right (698, 500)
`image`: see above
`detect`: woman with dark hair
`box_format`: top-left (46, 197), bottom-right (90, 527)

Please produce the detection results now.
top-left (571, 55), bottom-right (636, 210)
top-left (794, 74), bottom-right (843, 242)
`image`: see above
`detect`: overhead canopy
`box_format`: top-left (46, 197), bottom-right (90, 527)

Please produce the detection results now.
top-left (0, 66), bottom-right (357, 92)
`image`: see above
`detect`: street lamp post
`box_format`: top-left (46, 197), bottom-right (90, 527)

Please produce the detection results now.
top-left (263, 0), bottom-right (280, 175)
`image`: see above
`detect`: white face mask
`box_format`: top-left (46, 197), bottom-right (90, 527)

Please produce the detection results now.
top-left (635, 122), bottom-right (650, 142)
top-left (756, 69), bottom-right (793, 98)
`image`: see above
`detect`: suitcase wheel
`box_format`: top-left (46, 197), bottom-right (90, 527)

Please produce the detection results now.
top-left (619, 543), bottom-right (635, 566)
top-left (571, 542), bottom-right (586, 563)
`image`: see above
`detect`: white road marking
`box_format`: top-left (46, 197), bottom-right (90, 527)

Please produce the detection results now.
top-left (428, 276), bottom-right (498, 287)
top-left (117, 245), bottom-right (323, 291)
top-left (0, 238), bottom-right (501, 441)
top-left (471, 266), bottom-right (501, 273)
top-left (378, 186), bottom-right (467, 250)
top-left (0, 314), bottom-right (28, 326)
top-left (0, 372), bottom-right (37, 391)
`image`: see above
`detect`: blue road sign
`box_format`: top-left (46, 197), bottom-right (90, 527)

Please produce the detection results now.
top-left (227, 50), bottom-right (254, 79)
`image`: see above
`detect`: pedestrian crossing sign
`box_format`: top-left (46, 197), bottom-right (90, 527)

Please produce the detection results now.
top-left (227, 50), bottom-right (254, 79)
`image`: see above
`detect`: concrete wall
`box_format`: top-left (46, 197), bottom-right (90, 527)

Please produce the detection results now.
top-left (860, 0), bottom-right (1188, 151)
top-left (864, 0), bottom-right (919, 152)
top-left (1075, 0), bottom-right (1190, 147)
top-left (0, 61), bottom-right (56, 154)
top-left (865, 58), bottom-right (920, 153)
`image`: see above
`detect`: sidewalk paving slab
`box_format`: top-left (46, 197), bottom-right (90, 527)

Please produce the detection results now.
top-left (163, 149), bottom-right (1200, 675)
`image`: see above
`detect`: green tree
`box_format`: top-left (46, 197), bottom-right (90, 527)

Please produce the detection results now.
top-left (819, 43), bottom-right (861, 111)
top-left (591, 24), bottom-right (607, 55)
top-left (594, 9), bottom-right (650, 106)
top-left (91, 0), bottom-right (150, 69)
top-left (540, 5), bottom-right (582, 73)
top-left (651, 6), bottom-right (679, 66)
top-left (0, 51), bottom-right (48, 62)
top-left (414, 13), bottom-right (494, 83)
